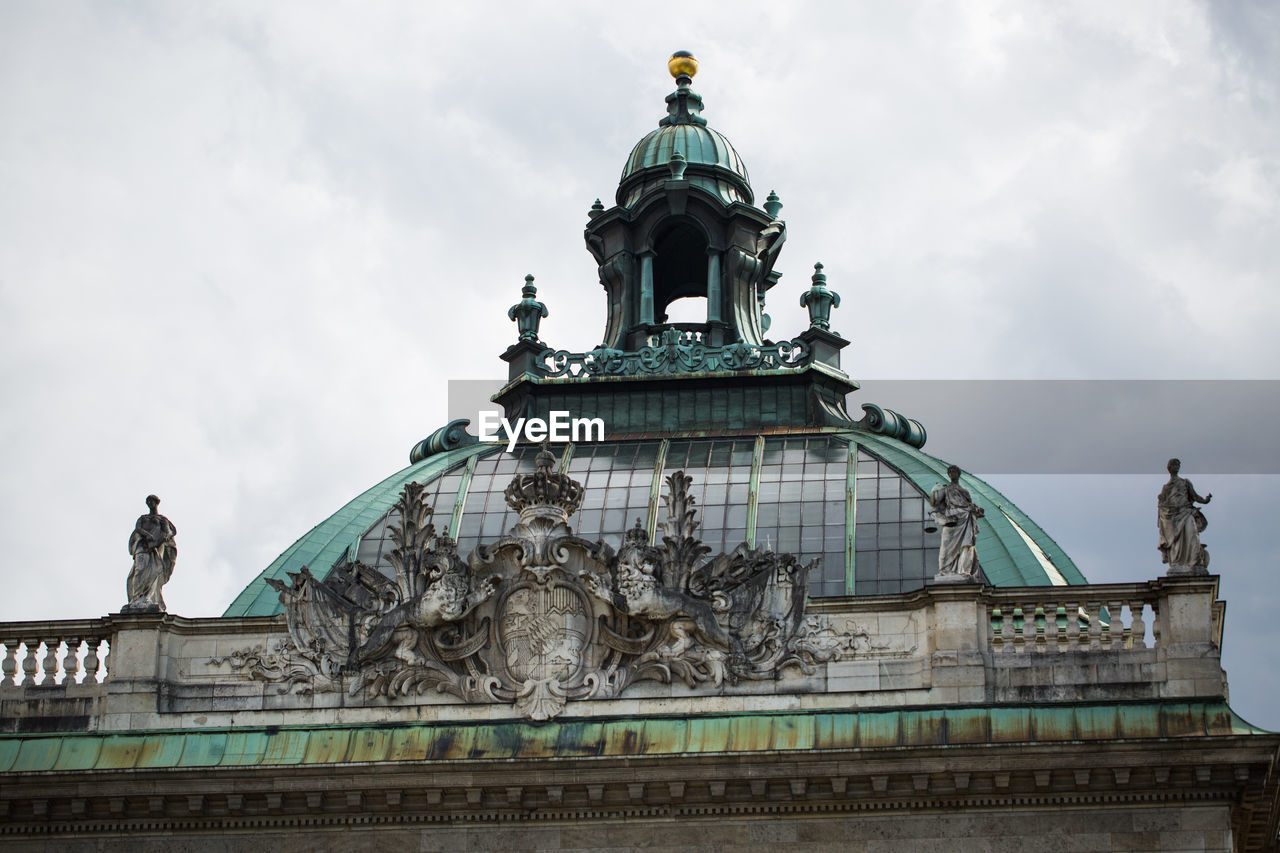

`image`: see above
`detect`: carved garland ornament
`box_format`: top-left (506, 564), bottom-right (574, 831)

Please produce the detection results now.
top-left (245, 445), bottom-right (839, 720)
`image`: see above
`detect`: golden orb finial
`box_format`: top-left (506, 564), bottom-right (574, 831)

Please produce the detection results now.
top-left (668, 51), bottom-right (698, 80)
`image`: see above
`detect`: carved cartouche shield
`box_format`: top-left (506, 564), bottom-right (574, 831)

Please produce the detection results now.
top-left (498, 578), bottom-right (591, 720)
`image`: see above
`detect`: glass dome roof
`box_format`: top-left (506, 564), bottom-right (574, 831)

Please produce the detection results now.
top-left (224, 430), bottom-right (1085, 618)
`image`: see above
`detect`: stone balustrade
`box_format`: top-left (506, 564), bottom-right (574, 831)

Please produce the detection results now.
top-left (990, 585), bottom-right (1161, 653)
top-left (987, 580), bottom-right (1227, 655)
top-left (0, 576), bottom-right (1227, 734)
top-left (0, 620), bottom-right (112, 689)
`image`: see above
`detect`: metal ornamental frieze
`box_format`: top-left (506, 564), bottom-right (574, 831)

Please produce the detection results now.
top-left (539, 332), bottom-right (812, 379)
top-left (248, 445), bottom-right (833, 720)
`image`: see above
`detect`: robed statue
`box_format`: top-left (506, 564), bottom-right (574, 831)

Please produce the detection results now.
top-left (1157, 458), bottom-right (1211, 574)
top-left (123, 495), bottom-right (177, 613)
top-left (928, 464), bottom-right (984, 583)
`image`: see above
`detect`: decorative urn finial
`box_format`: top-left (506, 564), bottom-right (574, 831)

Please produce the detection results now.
top-left (668, 150), bottom-right (687, 180)
top-left (508, 274), bottom-right (549, 343)
top-left (588, 198), bottom-right (605, 219)
top-left (764, 189), bottom-right (783, 220)
top-left (799, 262), bottom-right (841, 331)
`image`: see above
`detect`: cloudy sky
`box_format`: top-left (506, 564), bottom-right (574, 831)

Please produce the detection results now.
top-left (2, 3), bottom-right (1277, 724)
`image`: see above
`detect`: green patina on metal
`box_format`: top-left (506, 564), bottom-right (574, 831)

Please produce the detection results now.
top-left (504, 371), bottom-right (845, 436)
top-left (448, 453), bottom-right (480, 540)
top-left (847, 432), bottom-right (1085, 588)
top-left (745, 434), bottom-right (765, 547)
top-left (555, 442), bottom-right (575, 473)
top-left (845, 439), bottom-right (859, 594)
top-left (0, 703), bottom-right (1268, 775)
top-left (644, 439), bottom-right (670, 543)
top-left (538, 338), bottom-right (813, 379)
top-left (222, 441), bottom-right (494, 618)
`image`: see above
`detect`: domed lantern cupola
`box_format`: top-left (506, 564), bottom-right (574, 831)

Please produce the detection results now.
top-left (588, 51), bottom-right (782, 351)
top-left (495, 53), bottom-right (863, 436)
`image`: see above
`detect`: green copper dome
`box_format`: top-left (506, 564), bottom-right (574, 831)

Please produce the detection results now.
top-left (619, 125), bottom-right (752, 207)
top-left (616, 60), bottom-right (753, 208)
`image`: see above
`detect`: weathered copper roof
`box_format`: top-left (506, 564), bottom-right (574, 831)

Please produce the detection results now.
top-left (0, 702), bottom-right (1267, 774)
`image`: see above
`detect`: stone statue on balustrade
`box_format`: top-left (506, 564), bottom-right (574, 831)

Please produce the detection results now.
top-left (1158, 458), bottom-right (1212, 574)
top-left (928, 465), bottom-right (983, 584)
top-left (123, 495), bottom-right (177, 613)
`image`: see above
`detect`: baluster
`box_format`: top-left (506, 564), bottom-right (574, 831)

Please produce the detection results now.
top-left (21, 640), bottom-right (40, 685)
top-left (1012, 606), bottom-right (1026, 652)
top-left (1129, 600), bottom-right (1147, 650)
top-left (0, 641), bottom-right (14, 686)
top-left (41, 638), bottom-right (61, 685)
top-left (63, 637), bottom-right (82, 684)
top-left (1044, 602), bottom-right (1060, 651)
top-left (1086, 601), bottom-right (1102, 650)
top-left (1106, 600), bottom-right (1125, 649)
top-left (98, 639), bottom-right (111, 681)
top-left (1064, 601), bottom-right (1080, 650)
top-left (1029, 603), bottom-right (1045, 652)
top-left (83, 638), bottom-right (101, 684)
top-left (991, 606), bottom-right (1005, 652)
top-left (1151, 603), bottom-right (1161, 648)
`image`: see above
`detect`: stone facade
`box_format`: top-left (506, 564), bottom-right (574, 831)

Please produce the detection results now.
top-left (2, 575), bottom-right (1278, 850)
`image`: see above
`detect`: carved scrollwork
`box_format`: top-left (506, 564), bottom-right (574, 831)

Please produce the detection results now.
top-left (538, 336), bottom-right (811, 378)
top-left (252, 444), bottom-right (836, 720)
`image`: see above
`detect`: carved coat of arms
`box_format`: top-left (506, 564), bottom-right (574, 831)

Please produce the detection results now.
top-left (257, 445), bottom-right (827, 720)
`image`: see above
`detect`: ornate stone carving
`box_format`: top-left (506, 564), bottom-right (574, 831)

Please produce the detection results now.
top-left (255, 446), bottom-right (829, 719)
top-left (208, 639), bottom-right (332, 695)
top-left (1158, 457), bottom-right (1212, 574)
top-left (123, 495), bottom-right (177, 613)
top-left (928, 465), bottom-right (984, 584)
top-left (787, 614), bottom-right (917, 660)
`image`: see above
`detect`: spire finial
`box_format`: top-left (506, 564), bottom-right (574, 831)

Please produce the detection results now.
top-left (800, 262), bottom-right (840, 331)
top-left (660, 52), bottom-right (707, 128)
top-left (764, 190), bottom-right (783, 220)
top-left (508, 275), bottom-right (549, 343)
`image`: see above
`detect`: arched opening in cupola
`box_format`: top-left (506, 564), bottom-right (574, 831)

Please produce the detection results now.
top-left (652, 222), bottom-right (709, 321)
top-left (660, 296), bottom-right (708, 324)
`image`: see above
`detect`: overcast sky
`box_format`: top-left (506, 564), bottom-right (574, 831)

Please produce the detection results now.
top-left (2, 3), bottom-right (1277, 724)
